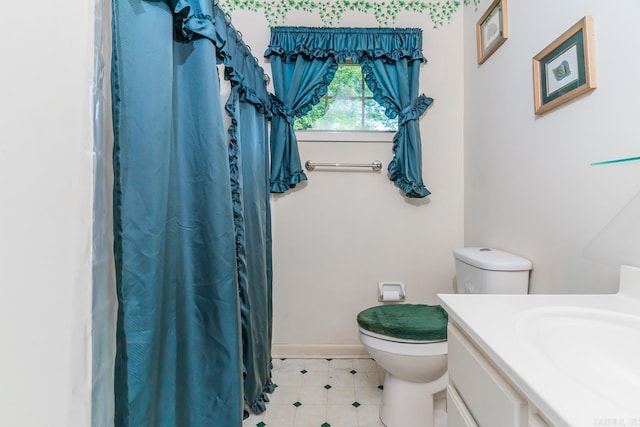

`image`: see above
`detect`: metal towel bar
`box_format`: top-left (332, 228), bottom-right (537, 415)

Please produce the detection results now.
top-left (304, 160), bottom-right (383, 172)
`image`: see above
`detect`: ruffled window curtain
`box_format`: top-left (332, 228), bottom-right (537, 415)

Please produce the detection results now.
top-left (112, 0), bottom-right (274, 425)
top-left (265, 26), bottom-right (433, 198)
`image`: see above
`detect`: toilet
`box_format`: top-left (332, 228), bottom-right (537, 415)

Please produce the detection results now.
top-left (357, 247), bottom-right (532, 427)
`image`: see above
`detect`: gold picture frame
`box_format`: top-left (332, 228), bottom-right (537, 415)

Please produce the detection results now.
top-left (476, 0), bottom-right (509, 64)
top-left (533, 16), bottom-right (597, 115)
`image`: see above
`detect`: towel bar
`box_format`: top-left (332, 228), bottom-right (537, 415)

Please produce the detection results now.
top-left (304, 160), bottom-right (383, 172)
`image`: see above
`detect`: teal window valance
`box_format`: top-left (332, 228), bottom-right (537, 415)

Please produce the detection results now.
top-left (265, 26), bottom-right (433, 198)
top-left (264, 26), bottom-right (426, 64)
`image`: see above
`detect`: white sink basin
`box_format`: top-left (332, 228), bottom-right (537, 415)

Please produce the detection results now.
top-left (517, 307), bottom-right (640, 412)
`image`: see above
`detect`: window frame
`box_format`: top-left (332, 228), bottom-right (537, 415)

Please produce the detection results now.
top-left (295, 130), bottom-right (394, 143)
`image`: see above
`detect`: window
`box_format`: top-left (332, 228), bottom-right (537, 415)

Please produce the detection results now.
top-left (294, 64), bottom-right (398, 133)
top-left (266, 26), bottom-right (430, 196)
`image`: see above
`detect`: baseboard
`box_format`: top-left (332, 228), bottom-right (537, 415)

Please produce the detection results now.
top-left (272, 344), bottom-right (370, 359)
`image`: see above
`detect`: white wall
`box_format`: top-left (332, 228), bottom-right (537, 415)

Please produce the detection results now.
top-left (463, 1), bottom-right (640, 294)
top-left (0, 1), bottom-right (94, 426)
top-left (233, 9), bottom-right (465, 355)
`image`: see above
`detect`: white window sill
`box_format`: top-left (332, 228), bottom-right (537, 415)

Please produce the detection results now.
top-left (295, 130), bottom-right (395, 143)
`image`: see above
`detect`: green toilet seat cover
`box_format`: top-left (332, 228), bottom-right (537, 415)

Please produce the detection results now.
top-left (357, 304), bottom-right (448, 341)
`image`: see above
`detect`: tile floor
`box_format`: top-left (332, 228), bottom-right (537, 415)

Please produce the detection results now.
top-left (243, 358), bottom-right (386, 427)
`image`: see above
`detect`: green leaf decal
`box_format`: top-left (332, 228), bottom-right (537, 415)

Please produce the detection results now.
top-left (219, 0), bottom-right (479, 27)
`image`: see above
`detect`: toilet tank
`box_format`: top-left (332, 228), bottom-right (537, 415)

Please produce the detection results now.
top-left (453, 247), bottom-right (532, 294)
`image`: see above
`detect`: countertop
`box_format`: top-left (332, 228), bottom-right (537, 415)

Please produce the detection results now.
top-left (438, 266), bottom-right (640, 427)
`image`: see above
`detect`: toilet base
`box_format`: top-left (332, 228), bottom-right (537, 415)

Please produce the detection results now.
top-left (379, 371), bottom-right (448, 427)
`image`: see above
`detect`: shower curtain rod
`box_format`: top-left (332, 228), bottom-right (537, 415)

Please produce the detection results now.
top-left (214, 2), bottom-right (271, 86)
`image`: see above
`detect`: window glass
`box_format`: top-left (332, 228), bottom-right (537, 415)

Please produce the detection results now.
top-left (294, 65), bottom-right (398, 132)
top-left (364, 99), bottom-right (395, 131)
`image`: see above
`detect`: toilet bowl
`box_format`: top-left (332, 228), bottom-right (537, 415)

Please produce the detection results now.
top-left (357, 247), bottom-right (533, 427)
top-left (358, 328), bottom-right (448, 427)
top-left (357, 304), bottom-right (449, 427)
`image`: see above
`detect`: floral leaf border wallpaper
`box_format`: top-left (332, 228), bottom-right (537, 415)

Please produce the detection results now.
top-left (220, 0), bottom-right (479, 28)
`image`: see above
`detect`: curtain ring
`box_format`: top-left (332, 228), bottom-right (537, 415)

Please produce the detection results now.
top-left (224, 12), bottom-right (232, 24)
top-left (236, 30), bottom-right (243, 41)
top-left (213, 0), bottom-right (219, 5)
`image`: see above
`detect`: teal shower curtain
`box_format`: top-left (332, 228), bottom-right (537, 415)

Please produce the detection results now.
top-left (218, 6), bottom-right (276, 414)
top-left (112, 0), bottom-right (273, 425)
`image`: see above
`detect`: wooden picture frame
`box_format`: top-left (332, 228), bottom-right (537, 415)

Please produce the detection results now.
top-left (533, 16), bottom-right (597, 115)
top-left (476, 0), bottom-right (509, 64)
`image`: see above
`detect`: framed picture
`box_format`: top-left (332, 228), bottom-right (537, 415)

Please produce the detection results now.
top-left (476, 0), bottom-right (509, 64)
top-left (533, 16), bottom-right (596, 115)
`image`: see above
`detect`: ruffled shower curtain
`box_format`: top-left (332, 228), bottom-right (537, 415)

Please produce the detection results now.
top-left (265, 27), bottom-right (433, 198)
top-left (111, 0), bottom-right (273, 425)
top-left (215, 5), bottom-right (276, 415)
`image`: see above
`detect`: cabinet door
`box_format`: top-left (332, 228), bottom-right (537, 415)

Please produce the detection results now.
top-left (448, 323), bottom-right (527, 427)
top-left (447, 384), bottom-right (478, 427)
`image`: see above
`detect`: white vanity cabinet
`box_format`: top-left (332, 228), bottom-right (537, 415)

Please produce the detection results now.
top-left (446, 322), bottom-right (551, 427)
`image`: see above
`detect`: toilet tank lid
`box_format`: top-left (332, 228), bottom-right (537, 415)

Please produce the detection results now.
top-left (454, 247), bottom-right (532, 271)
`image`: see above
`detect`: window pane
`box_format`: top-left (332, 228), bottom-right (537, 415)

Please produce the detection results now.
top-left (327, 66), bottom-right (363, 97)
top-left (305, 98), bottom-right (362, 130)
top-left (364, 99), bottom-right (397, 131)
top-left (293, 64), bottom-right (398, 132)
